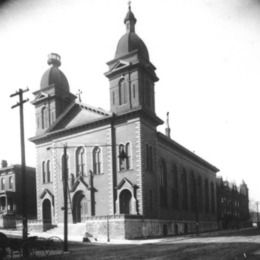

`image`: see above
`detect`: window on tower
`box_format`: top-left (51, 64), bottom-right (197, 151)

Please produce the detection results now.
top-left (41, 106), bottom-right (48, 129)
top-left (119, 78), bottom-right (127, 105)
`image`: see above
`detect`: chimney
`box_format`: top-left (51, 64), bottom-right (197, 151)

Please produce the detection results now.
top-left (1, 160), bottom-right (8, 168)
top-left (165, 112), bottom-right (171, 138)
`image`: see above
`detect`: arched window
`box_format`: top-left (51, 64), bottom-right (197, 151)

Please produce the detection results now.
top-left (93, 146), bottom-right (101, 175)
top-left (119, 78), bottom-right (127, 105)
top-left (197, 176), bottom-right (203, 212)
top-left (172, 164), bottom-right (179, 209)
top-left (46, 160), bottom-right (51, 183)
top-left (159, 159), bottom-right (167, 208)
top-left (76, 147), bottom-right (85, 177)
top-left (125, 142), bottom-right (131, 170)
top-left (62, 154), bottom-right (69, 180)
top-left (42, 161), bottom-right (46, 183)
top-left (145, 144), bottom-right (153, 171)
top-left (182, 168), bottom-right (188, 210)
top-left (211, 182), bottom-right (215, 213)
top-left (9, 176), bottom-right (13, 189)
top-left (41, 107), bottom-right (48, 129)
top-left (205, 179), bottom-right (209, 213)
top-left (190, 172), bottom-right (197, 212)
top-left (1, 178), bottom-right (5, 190)
top-left (119, 143), bottom-right (131, 171)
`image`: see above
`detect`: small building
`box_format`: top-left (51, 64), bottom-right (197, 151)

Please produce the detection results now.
top-left (216, 177), bottom-right (250, 229)
top-left (0, 160), bottom-right (36, 228)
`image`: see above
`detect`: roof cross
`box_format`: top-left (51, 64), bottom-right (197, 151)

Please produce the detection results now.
top-left (77, 89), bottom-right (82, 102)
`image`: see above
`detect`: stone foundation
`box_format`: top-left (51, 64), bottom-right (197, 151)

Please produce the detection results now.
top-left (85, 215), bottom-right (218, 240)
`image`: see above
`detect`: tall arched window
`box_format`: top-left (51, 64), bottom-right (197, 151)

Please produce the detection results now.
top-left (93, 146), bottom-right (101, 175)
top-left (119, 143), bottom-right (131, 171)
top-left (76, 147), bottom-right (85, 177)
top-left (1, 178), bottom-right (5, 190)
top-left (172, 164), bottom-right (179, 209)
top-left (42, 161), bottom-right (46, 183)
top-left (197, 176), bottom-right (203, 212)
top-left (9, 176), bottom-right (13, 189)
top-left (182, 168), bottom-right (188, 210)
top-left (46, 160), bottom-right (51, 183)
top-left (211, 182), bottom-right (215, 213)
top-left (41, 107), bottom-right (48, 129)
top-left (62, 154), bottom-right (69, 180)
top-left (125, 142), bottom-right (131, 170)
top-left (205, 179), bottom-right (209, 213)
top-left (119, 78), bottom-right (127, 105)
top-left (190, 172), bottom-right (197, 212)
top-left (159, 159), bottom-right (167, 208)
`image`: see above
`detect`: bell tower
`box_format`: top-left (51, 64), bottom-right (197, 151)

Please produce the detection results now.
top-left (32, 53), bottom-right (76, 136)
top-left (105, 4), bottom-right (159, 119)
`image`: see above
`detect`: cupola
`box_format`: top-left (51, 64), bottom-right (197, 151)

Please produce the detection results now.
top-left (40, 53), bottom-right (70, 92)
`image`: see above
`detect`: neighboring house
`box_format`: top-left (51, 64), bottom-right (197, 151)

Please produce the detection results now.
top-left (30, 6), bottom-right (219, 239)
top-left (216, 177), bottom-right (250, 229)
top-left (0, 160), bottom-right (36, 228)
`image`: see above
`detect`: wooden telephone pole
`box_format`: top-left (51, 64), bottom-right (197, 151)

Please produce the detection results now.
top-left (10, 88), bottom-right (29, 242)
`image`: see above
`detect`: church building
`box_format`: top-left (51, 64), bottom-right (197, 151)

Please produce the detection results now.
top-left (30, 5), bottom-right (219, 239)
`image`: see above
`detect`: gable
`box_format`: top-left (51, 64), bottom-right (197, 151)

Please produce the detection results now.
top-left (48, 103), bottom-right (110, 132)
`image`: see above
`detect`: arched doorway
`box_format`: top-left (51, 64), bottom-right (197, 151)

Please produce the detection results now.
top-left (119, 189), bottom-right (132, 214)
top-left (42, 199), bottom-right (52, 231)
top-left (72, 191), bottom-right (88, 223)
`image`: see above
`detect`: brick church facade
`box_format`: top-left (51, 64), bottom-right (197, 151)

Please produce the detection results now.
top-left (30, 6), bottom-right (219, 239)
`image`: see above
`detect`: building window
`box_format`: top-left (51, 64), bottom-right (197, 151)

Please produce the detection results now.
top-left (145, 144), bottom-right (153, 171)
top-left (172, 164), bottom-right (179, 209)
top-left (62, 154), bottom-right (69, 180)
top-left (182, 168), bottom-right (188, 210)
top-left (119, 143), bottom-right (131, 171)
top-left (76, 147), bottom-right (85, 177)
top-left (1, 178), bottom-right (5, 190)
top-left (9, 176), bottom-right (13, 189)
top-left (119, 78), bottom-right (127, 105)
top-left (46, 160), bottom-right (51, 183)
top-left (93, 146), bottom-right (101, 175)
top-left (205, 179), bottom-right (209, 213)
top-left (132, 84), bottom-right (136, 99)
top-left (41, 106), bottom-right (48, 129)
top-left (149, 190), bottom-right (153, 213)
top-left (42, 161), bottom-right (46, 183)
top-left (159, 159), bottom-right (167, 208)
top-left (197, 176), bottom-right (203, 212)
top-left (190, 172), bottom-right (197, 212)
top-left (211, 182), bottom-right (215, 213)
top-left (112, 91), bottom-right (115, 105)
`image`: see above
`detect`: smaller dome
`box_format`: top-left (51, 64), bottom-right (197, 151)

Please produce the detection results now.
top-left (115, 32), bottom-right (149, 60)
top-left (40, 53), bottom-right (70, 91)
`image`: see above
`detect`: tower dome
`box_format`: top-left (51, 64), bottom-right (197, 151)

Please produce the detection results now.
top-left (40, 53), bottom-right (70, 92)
top-left (115, 4), bottom-right (149, 61)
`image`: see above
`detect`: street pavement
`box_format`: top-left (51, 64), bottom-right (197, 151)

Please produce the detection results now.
top-left (1, 228), bottom-right (260, 259)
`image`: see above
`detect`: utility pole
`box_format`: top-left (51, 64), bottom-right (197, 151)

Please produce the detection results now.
top-left (10, 88), bottom-right (29, 243)
top-left (63, 144), bottom-right (68, 252)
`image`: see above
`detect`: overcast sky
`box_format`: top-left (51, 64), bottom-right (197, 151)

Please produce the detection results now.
top-left (0, 0), bottom-right (260, 203)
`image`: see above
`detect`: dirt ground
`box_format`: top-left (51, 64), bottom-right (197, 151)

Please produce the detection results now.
top-left (39, 228), bottom-right (260, 260)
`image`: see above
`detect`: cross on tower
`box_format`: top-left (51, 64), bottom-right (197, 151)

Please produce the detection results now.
top-left (77, 89), bottom-right (82, 102)
top-left (128, 1), bottom-right (131, 10)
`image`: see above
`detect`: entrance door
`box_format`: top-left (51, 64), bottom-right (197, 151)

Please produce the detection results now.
top-left (73, 191), bottom-right (87, 223)
top-left (119, 189), bottom-right (132, 214)
top-left (42, 199), bottom-right (52, 231)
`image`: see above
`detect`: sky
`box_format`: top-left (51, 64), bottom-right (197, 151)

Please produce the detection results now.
top-left (0, 0), bottom-right (260, 204)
